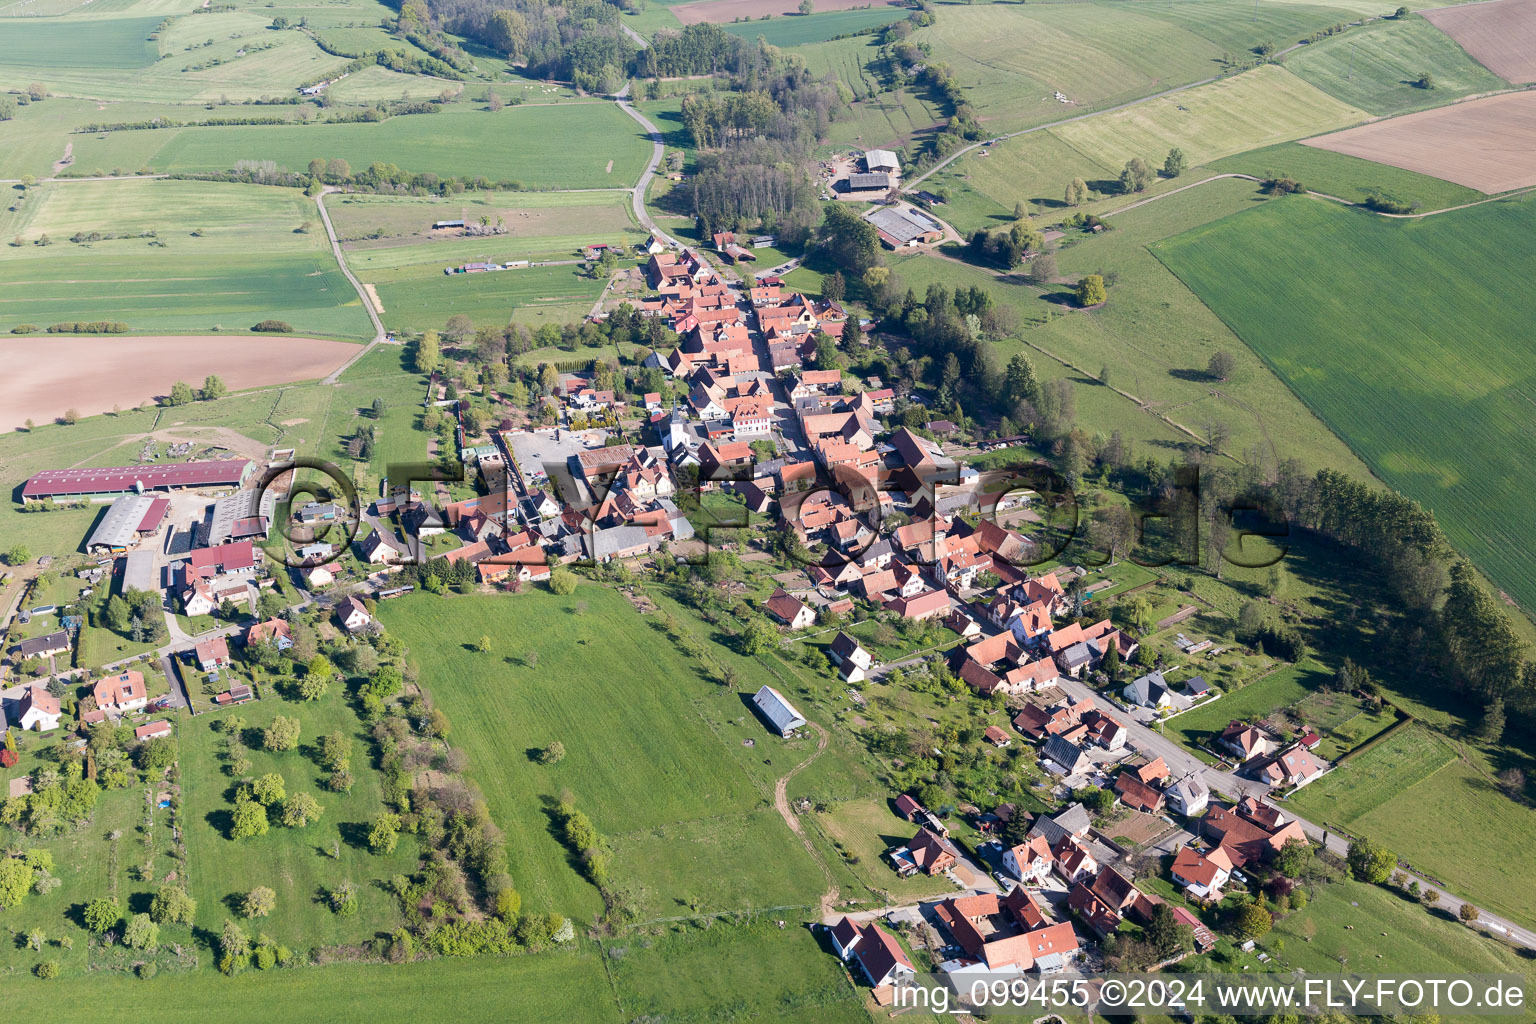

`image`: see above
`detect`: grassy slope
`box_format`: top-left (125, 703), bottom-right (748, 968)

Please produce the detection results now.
top-left (375, 587), bottom-right (829, 924)
top-left (917, 177), bottom-right (1374, 478)
top-left (0, 178), bottom-right (372, 338)
top-left (909, 2), bottom-right (1225, 134)
top-left (1050, 64), bottom-right (1367, 170)
top-left (1, 15), bottom-right (161, 70)
top-left (1151, 193), bottom-right (1536, 613)
top-left (1166, 659), bottom-right (1329, 749)
top-left (65, 103), bottom-right (651, 188)
top-left (1209, 140), bottom-right (1485, 210)
top-left (1284, 16), bottom-right (1509, 116)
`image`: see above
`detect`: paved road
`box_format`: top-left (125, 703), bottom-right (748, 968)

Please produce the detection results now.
top-left (1052, 674), bottom-right (1536, 949)
top-left (615, 98), bottom-right (677, 247)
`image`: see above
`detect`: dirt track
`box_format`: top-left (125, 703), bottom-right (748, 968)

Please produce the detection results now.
top-left (672, 0), bottom-right (898, 23)
top-left (0, 334), bottom-right (360, 431)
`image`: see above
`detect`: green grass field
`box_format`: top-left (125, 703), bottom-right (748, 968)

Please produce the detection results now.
top-left (0, 12), bottom-right (354, 103)
top-left (1129, 0), bottom-right (1407, 54)
top-left (1168, 659), bottom-right (1330, 750)
top-left (179, 687), bottom-right (422, 950)
top-left (1287, 723), bottom-right (1454, 824)
top-left (374, 587), bottom-right (828, 924)
top-left (903, 178), bottom-right (1376, 479)
top-left (721, 5), bottom-right (908, 46)
top-left (0, 952), bottom-right (624, 1021)
top-left (911, 2), bottom-right (1226, 135)
top-left (1051, 64), bottom-right (1367, 171)
top-left (1284, 16), bottom-right (1509, 116)
top-left (65, 102), bottom-right (651, 187)
top-left (1, 15), bottom-right (161, 69)
top-left (0, 178), bottom-right (372, 338)
top-left (363, 258), bottom-right (609, 333)
top-left (1152, 193), bottom-right (1536, 613)
top-left (1273, 877), bottom-right (1536, 1018)
top-left (1209, 140), bottom-right (1485, 211)
top-left (329, 190), bottom-right (637, 248)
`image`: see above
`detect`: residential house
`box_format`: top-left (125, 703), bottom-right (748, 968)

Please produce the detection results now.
top-left (194, 636), bottom-right (230, 672)
top-left (887, 588), bottom-right (950, 621)
top-left (895, 827), bottom-right (958, 876)
top-left (1165, 774), bottom-right (1210, 817)
top-left (829, 917), bottom-right (916, 992)
top-left (1028, 803), bottom-right (1091, 847)
top-left (12, 630), bottom-right (70, 661)
top-left (244, 619), bottom-right (292, 650)
top-left (1219, 721), bottom-right (1276, 761)
top-left (1255, 744), bottom-right (1328, 787)
top-left (932, 890), bottom-right (1079, 975)
top-left (93, 671), bottom-right (148, 715)
top-left (336, 595), bottom-right (372, 633)
top-left (1004, 834), bottom-right (1055, 884)
top-left (763, 588), bottom-right (816, 630)
top-left (1170, 844), bottom-right (1232, 900)
top-left (827, 631), bottom-right (874, 683)
top-left (1112, 772), bottom-right (1165, 813)
top-left (1041, 734), bottom-right (1092, 775)
top-left (1123, 670), bottom-right (1187, 711)
top-left (1199, 803), bottom-right (1307, 869)
top-left (8, 685), bottom-right (61, 731)
top-left (1050, 836), bottom-right (1099, 885)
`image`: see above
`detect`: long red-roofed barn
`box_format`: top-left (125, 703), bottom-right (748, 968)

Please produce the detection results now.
top-left (23, 459), bottom-right (254, 500)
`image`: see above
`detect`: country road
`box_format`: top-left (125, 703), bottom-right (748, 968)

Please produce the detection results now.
top-left (615, 96), bottom-right (678, 247)
top-left (315, 187), bottom-right (390, 383)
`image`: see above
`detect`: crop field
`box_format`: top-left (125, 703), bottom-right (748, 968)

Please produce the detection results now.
top-left (1422, 0), bottom-right (1536, 84)
top-left (0, 179), bottom-right (372, 338)
top-left (327, 190), bottom-right (637, 248)
top-left (66, 102), bottom-right (650, 187)
top-left (1152, 193), bottom-right (1536, 612)
top-left (374, 588), bottom-right (827, 924)
top-left (317, 64), bottom-right (459, 104)
top-left (0, 335), bottom-right (359, 432)
top-left (179, 688), bottom-right (423, 951)
top-left (1284, 16), bottom-right (1509, 116)
top-left (0, 15), bottom-right (160, 68)
top-left (1301, 90), bottom-right (1536, 192)
top-left (721, 5), bottom-right (908, 45)
top-left (1051, 65), bottom-right (1367, 171)
top-left (911, 3), bottom-right (1225, 135)
top-left (1209, 140), bottom-right (1485, 211)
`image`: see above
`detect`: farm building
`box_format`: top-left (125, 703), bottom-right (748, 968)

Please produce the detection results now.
top-left (864, 206), bottom-right (944, 248)
top-left (85, 494), bottom-right (170, 553)
top-left (432, 219), bottom-right (465, 229)
top-left (847, 172), bottom-right (891, 193)
top-left (201, 488), bottom-right (277, 547)
top-left (864, 149), bottom-right (900, 175)
top-left (135, 720), bottom-right (173, 741)
top-left (752, 685), bottom-right (806, 735)
top-left (23, 460), bottom-right (254, 501)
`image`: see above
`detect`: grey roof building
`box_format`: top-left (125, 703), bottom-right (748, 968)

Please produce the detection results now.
top-left (85, 494), bottom-right (160, 552)
top-left (1029, 802), bottom-right (1092, 846)
top-left (752, 685), bottom-right (806, 735)
top-left (1041, 734), bottom-right (1091, 775)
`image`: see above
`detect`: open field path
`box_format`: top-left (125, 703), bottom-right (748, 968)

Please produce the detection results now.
top-left (771, 721), bottom-right (841, 918)
top-left (316, 188), bottom-right (388, 382)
